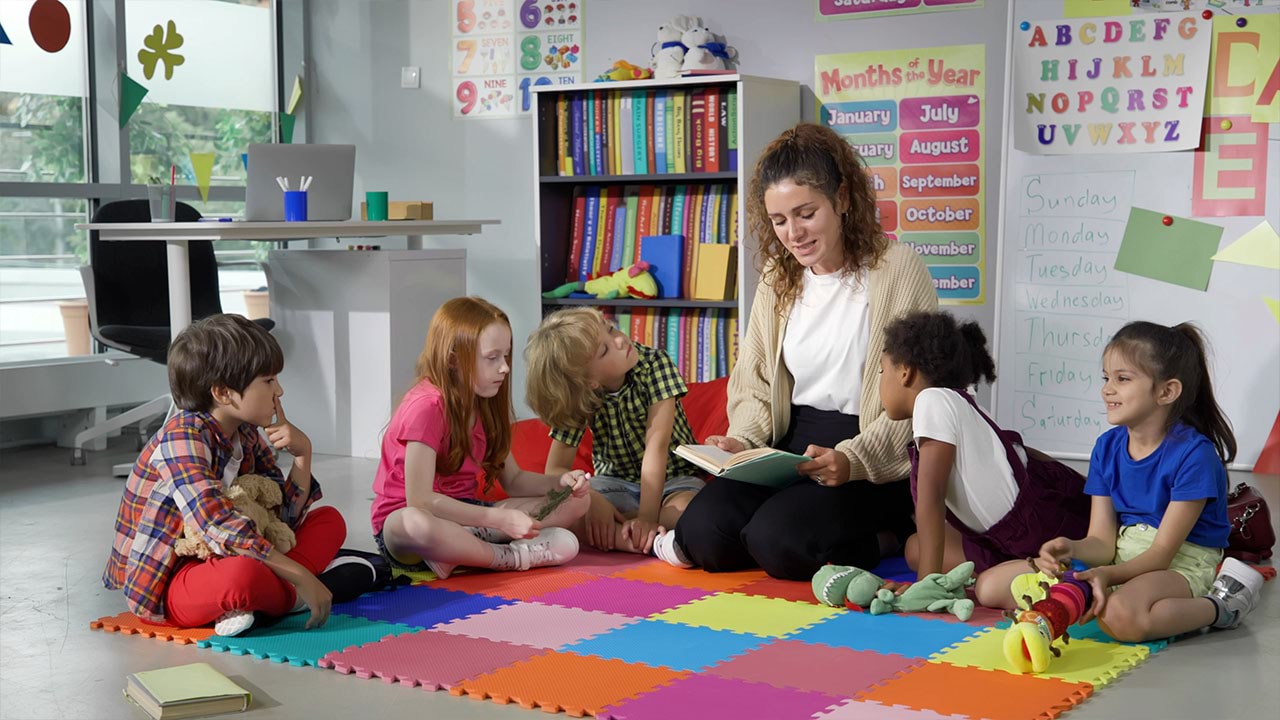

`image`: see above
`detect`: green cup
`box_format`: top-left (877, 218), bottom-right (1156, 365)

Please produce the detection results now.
top-left (366, 191), bottom-right (389, 221)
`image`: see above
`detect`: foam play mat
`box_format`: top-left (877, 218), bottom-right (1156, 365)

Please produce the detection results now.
top-left (92, 550), bottom-right (1182, 720)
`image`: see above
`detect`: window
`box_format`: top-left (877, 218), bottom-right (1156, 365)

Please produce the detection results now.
top-left (0, 0), bottom-right (281, 362)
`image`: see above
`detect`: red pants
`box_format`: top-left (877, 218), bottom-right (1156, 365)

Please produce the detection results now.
top-left (163, 506), bottom-right (346, 628)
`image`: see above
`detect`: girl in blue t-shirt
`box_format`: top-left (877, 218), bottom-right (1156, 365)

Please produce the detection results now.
top-left (1026, 321), bottom-right (1264, 642)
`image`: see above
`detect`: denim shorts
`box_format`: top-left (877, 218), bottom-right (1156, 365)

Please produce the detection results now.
top-left (372, 497), bottom-right (495, 572)
top-left (589, 474), bottom-right (705, 515)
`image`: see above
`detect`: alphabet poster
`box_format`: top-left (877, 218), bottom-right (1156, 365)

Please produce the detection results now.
top-left (451, 0), bottom-right (584, 118)
top-left (1013, 12), bottom-right (1212, 154)
top-left (815, 44), bottom-right (987, 304)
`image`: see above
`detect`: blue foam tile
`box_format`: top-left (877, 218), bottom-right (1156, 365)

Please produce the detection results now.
top-left (332, 584), bottom-right (512, 629)
top-left (1064, 619), bottom-right (1171, 653)
top-left (869, 554), bottom-right (914, 583)
top-left (787, 610), bottom-right (983, 658)
top-left (563, 619), bottom-right (768, 672)
top-left (196, 613), bottom-right (416, 667)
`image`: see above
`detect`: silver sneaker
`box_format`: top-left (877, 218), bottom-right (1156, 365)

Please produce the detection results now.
top-left (511, 527), bottom-right (579, 570)
top-left (1209, 557), bottom-right (1265, 629)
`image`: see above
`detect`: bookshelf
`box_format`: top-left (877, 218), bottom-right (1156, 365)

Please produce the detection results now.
top-left (531, 75), bottom-right (799, 383)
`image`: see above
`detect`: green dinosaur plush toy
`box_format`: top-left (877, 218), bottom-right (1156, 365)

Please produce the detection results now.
top-left (868, 561), bottom-right (976, 621)
top-left (812, 564), bottom-right (886, 609)
top-left (542, 261), bottom-right (659, 300)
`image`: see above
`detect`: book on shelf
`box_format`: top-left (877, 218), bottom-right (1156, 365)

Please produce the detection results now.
top-left (638, 234), bottom-right (684, 298)
top-left (673, 445), bottom-right (810, 486)
top-left (123, 663), bottom-right (250, 720)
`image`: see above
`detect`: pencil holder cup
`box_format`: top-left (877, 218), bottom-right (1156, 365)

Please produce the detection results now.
top-left (365, 191), bottom-right (389, 221)
top-left (147, 185), bottom-right (175, 222)
top-left (283, 190), bottom-right (308, 222)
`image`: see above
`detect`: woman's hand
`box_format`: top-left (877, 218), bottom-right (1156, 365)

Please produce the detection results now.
top-left (704, 435), bottom-right (746, 454)
top-left (560, 470), bottom-right (590, 498)
top-left (497, 508), bottom-right (541, 540)
top-left (797, 445), bottom-right (850, 487)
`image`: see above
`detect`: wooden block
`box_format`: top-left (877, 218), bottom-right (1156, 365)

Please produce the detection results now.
top-left (692, 244), bottom-right (737, 301)
top-left (360, 201), bottom-right (434, 221)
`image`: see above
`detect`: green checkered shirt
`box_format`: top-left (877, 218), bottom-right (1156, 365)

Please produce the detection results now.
top-left (550, 343), bottom-right (700, 483)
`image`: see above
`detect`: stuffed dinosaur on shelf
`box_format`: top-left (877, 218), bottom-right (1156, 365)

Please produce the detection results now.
top-left (542, 261), bottom-right (659, 300)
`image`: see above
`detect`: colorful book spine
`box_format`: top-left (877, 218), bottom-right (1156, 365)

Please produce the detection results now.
top-left (665, 308), bottom-right (681, 368)
top-left (664, 94), bottom-right (676, 174)
top-left (556, 95), bottom-right (570, 175)
top-left (622, 186), bottom-right (640, 266)
top-left (653, 91), bottom-right (667, 175)
top-left (705, 87), bottom-right (720, 173)
top-left (689, 89), bottom-right (706, 172)
top-left (635, 186), bottom-right (654, 249)
top-left (718, 89), bottom-right (729, 174)
top-left (600, 188), bottom-right (619, 272)
top-left (580, 187), bottom-right (600, 281)
top-left (610, 92), bottom-right (622, 175)
top-left (672, 92), bottom-right (688, 174)
top-left (717, 311), bottom-right (729, 377)
top-left (592, 187), bottom-right (610, 275)
top-left (727, 87), bottom-right (738, 172)
top-left (621, 94), bottom-right (635, 175)
top-left (645, 91), bottom-right (657, 175)
top-left (567, 187), bottom-right (586, 281)
top-left (633, 90), bottom-right (648, 174)
top-left (570, 95), bottom-right (585, 175)
top-left (592, 93), bottom-right (604, 176)
top-left (611, 205), bottom-right (627, 269)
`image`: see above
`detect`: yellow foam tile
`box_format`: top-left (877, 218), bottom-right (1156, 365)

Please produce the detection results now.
top-left (930, 626), bottom-right (1150, 688)
top-left (651, 592), bottom-right (840, 637)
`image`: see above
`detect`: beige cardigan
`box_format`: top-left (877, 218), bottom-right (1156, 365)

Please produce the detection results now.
top-left (726, 242), bottom-right (939, 483)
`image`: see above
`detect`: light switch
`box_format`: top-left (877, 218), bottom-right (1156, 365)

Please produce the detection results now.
top-left (400, 66), bottom-right (421, 89)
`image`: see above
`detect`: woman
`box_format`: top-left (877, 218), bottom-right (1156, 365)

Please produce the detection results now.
top-left (653, 123), bottom-right (938, 580)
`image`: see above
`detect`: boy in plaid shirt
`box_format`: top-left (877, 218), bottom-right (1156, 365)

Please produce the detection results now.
top-left (103, 314), bottom-right (346, 636)
top-left (525, 308), bottom-right (704, 559)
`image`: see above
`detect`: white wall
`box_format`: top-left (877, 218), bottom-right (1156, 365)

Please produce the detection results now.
top-left (305, 0), bottom-right (1010, 414)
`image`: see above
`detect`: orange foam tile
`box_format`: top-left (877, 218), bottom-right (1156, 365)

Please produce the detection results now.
top-left (452, 650), bottom-right (689, 717)
top-left (858, 661), bottom-right (1092, 720)
top-left (611, 563), bottom-right (768, 592)
top-left (89, 612), bottom-right (214, 644)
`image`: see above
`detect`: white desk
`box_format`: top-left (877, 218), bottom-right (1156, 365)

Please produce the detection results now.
top-left (75, 219), bottom-right (499, 340)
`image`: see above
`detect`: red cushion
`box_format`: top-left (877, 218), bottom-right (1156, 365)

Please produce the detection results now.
top-left (493, 378), bottom-right (730, 502)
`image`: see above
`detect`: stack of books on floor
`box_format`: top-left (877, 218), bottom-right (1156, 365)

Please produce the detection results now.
top-left (123, 662), bottom-right (250, 719)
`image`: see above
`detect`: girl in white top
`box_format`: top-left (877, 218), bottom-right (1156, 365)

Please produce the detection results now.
top-left (878, 311), bottom-right (1091, 601)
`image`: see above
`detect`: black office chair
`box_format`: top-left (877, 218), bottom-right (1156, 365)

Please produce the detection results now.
top-left (72, 199), bottom-right (275, 466)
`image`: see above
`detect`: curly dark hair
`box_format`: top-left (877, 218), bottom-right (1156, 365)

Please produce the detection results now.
top-left (882, 311), bottom-right (996, 389)
top-left (747, 122), bottom-right (890, 313)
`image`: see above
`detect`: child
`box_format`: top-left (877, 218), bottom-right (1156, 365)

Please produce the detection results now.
top-left (1028, 321), bottom-right (1264, 640)
top-left (103, 314), bottom-right (347, 637)
top-left (524, 307), bottom-right (704, 562)
top-left (372, 297), bottom-right (589, 580)
top-left (878, 311), bottom-right (1090, 599)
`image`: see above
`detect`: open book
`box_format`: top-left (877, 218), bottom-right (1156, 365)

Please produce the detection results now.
top-left (124, 662), bottom-right (250, 720)
top-left (674, 445), bottom-right (809, 487)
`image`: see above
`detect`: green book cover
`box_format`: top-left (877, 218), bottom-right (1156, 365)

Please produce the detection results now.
top-left (673, 445), bottom-right (809, 487)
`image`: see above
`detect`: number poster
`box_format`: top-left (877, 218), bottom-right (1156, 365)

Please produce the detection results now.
top-left (451, 0), bottom-right (585, 118)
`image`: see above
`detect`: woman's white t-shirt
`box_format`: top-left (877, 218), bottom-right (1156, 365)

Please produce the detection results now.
top-left (912, 387), bottom-right (1020, 531)
top-left (783, 268), bottom-right (870, 416)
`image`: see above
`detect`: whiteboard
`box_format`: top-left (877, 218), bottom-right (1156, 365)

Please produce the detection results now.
top-left (994, 1), bottom-right (1280, 468)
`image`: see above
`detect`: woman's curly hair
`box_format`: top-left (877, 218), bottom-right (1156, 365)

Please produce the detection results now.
top-left (746, 122), bottom-right (890, 313)
top-left (882, 311), bottom-right (996, 389)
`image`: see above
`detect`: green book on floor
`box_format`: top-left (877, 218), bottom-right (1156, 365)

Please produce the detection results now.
top-left (123, 662), bottom-right (250, 720)
top-left (673, 444), bottom-right (809, 487)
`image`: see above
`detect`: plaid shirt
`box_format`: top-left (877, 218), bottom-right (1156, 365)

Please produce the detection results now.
top-left (550, 343), bottom-right (699, 483)
top-left (102, 411), bottom-right (321, 623)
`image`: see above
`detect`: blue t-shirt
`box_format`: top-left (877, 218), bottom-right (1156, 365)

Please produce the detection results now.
top-left (1084, 422), bottom-right (1229, 548)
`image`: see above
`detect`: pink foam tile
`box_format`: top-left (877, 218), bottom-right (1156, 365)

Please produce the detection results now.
top-left (435, 601), bottom-right (638, 649)
top-left (815, 699), bottom-right (962, 720)
top-left (318, 629), bottom-right (540, 690)
top-left (530, 576), bottom-right (712, 617)
top-left (707, 640), bottom-right (923, 697)
top-left (599, 673), bottom-right (845, 720)
top-left (566, 548), bottom-right (662, 575)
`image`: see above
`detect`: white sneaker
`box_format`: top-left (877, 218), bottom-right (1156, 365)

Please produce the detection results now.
top-left (213, 610), bottom-right (255, 637)
top-left (510, 527), bottom-right (579, 570)
top-left (653, 530), bottom-right (694, 569)
top-left (467, 526), bottom-right (511, 544)
top-left (1208, 557), bottom-right (1265, 629)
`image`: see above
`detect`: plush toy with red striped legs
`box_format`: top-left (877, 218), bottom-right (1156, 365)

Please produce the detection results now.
top-left (1003, 569), bottom-right (1094, 673)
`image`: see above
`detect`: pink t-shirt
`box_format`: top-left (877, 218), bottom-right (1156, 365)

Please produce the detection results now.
top-left (370, 380), bottom-right (486, 534)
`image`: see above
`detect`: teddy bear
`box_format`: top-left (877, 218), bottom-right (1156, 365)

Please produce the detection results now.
top-left (175, 474), bottom-right (296, 560)
top-left (542, 261), bottom-right (659, 300)
top-left (651, 15), bottom-right (696, 79)
top-left (680, 25), bottom-right (736, 73)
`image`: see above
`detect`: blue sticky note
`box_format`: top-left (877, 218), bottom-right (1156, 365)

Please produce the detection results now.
top-left (639, 234), bottom-right (684, 298)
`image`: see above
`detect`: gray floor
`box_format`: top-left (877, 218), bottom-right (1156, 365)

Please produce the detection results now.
top-left (1, 438), bottom-right (1275, 720)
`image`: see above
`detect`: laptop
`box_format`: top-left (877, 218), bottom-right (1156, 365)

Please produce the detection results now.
top-left (245, 144), bottom-right (356, 221)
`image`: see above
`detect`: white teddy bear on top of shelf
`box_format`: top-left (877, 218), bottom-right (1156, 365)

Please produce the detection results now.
top-left (651, 15), bottom-right (696, 79)
top-left (680, 25), bottom-right (737, 73)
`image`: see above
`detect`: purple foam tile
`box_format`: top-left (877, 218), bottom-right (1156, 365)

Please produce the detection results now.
top-left (332, 584), bottom-right (512, 629)
top-left (707, 640), bottom-right (923, 696)
top-left (318, 629), bottom-right (541, 690)
top-left (599, 673), bottom-right (845, 720)
top-left (566, 548), bottom-right (661, 575)
top-left (815, 699), bottom-right (960, 720)
top-left (530, 576), bottom-right (712, 617)
top-left (435, 602), bottom-right (638, 649)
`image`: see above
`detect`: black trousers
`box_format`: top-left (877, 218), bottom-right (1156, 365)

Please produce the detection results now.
top-left (673, 405), bottom-right (915, 580)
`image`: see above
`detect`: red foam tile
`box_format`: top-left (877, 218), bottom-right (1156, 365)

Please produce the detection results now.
top-left (567, 547), bottom-right (663, 575)
top-left (857, 661), bottom-right (1093, 720)
top-left (427, 567), bottom-right (596, 600)
top-left (708, 640), bottom-right (923, 696)
top-left (453, 650), bottom-right (688, 717)
top-left (611, 563), bottom-right (768, 591)
top-left (736, 576), bottom-right (825, 604)
top-left (318, 629), bottom-right (540, 690)
top-left (89, 612), bottom-right (213, 644)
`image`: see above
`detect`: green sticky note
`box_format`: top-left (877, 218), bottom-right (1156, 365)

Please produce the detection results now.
top-left (120, 74), bottom-right (149, 129)
top-left (1115, 208), bottom-right (1223, 291)
top-left (279, 112), bottom-right (296, 144)
top-left (1063, 0), bottom-right (1131, 18)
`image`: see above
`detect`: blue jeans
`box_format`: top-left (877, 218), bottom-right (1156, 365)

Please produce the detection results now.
top-left (589, 474), bottom-right (704, 515)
